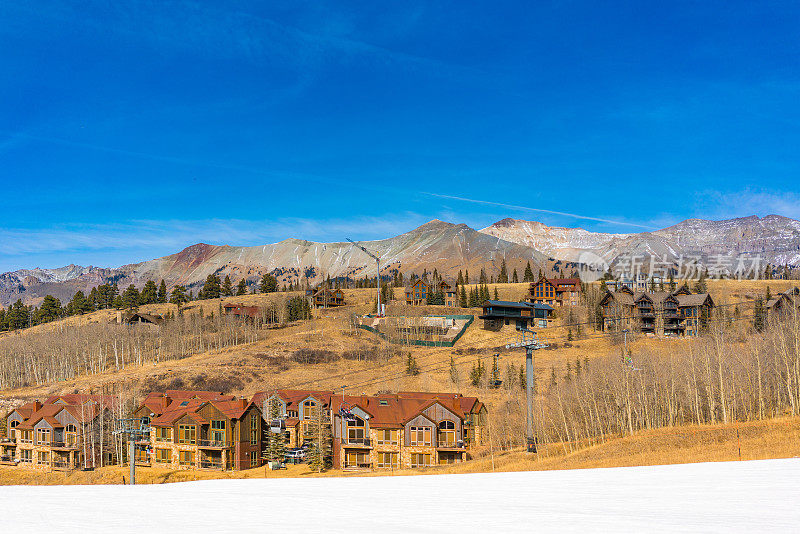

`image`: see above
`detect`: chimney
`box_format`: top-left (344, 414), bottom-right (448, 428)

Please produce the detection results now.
top-left (33, 401), bottom-right (43, 411)
top-left (239, 397), bottom-right (247, 409)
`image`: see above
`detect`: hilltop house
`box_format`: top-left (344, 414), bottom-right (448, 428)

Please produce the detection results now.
top-left (223, 303), bottom-right (262, 321)
top-left (405, 280), bottom-right (459, 307)
top-left (310, 288), bottom-right (346, 308)
top-left (2, 394), bottom-right (117, 470)
top-left (599, 285), bottom-right (714, 336)
top-left (479, 300), bottom-right (553, 330)
top-left (528, 276), bottom-right (582, 307)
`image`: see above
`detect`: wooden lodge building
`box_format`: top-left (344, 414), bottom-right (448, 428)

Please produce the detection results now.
top-left (252, 389), bottom-right (487, 470)
top-left (528, 276), bottom-right (582, 307)
top-left (405, 279), bottom-right (458, 307)
top-left (223, 303), bottom-right (262, 321)
top-left (766, 287), bottom-right (800, 320)
top-left (479, 300), bottom-right (553, 330)
top-left (1, 394), bottom-right (117, 470)
top-left (309, 288), bottom-right (346, 308)
top-left (599, 285), bottom-right (714, 336)
top-left (132, 391), bottom-right (262, 471)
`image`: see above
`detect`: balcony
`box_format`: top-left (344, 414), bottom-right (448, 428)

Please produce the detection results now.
top-left (19, 439), bottom-right (33, 445)
top-left (436, 439), bottom-right (465, 450)
top-left (51, 459), bottom-right (76, 471)
top-left (343, 461), bottom-right (372, 470)
top-left (50, 441), bottom-right (79, 450)
top-left (341, 437), bottom-right (371, 448)
top-left (199, 460), bottom-right (224, 470)
top-left (0, 437), bottom-right (15, 444)
top-left (197, 440), bottom-right (231, 449)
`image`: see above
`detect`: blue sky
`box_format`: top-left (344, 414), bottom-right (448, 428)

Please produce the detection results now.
top-left (1, 1), bottom-right (799, 272)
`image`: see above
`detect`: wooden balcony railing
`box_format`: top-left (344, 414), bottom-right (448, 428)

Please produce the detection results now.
top-left (197, 440), bottom-right (231, 448)
top-left (199, 460), bottom-right (224, 470)
top-left (341, 437), bottom-right (371, 447)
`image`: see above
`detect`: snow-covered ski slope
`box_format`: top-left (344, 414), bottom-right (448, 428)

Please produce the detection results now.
top-left (4, 459), bottom-right (799, 533)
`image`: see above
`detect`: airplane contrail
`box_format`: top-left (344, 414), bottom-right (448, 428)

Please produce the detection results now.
top-left (425, 192), bottom-right (659, 230)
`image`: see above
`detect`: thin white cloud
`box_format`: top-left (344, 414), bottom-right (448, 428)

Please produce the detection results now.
top-left (425, 193), bottom-right (659, 230)
top-left (698, 189), bottom-right (800, 221)
top-left (0, 213), bottom-right (433, 266)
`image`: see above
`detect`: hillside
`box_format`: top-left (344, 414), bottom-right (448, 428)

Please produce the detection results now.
top-left (481, 214), bottom-right (800, 272)
top-left (0, 220), bottom-right (548, 307)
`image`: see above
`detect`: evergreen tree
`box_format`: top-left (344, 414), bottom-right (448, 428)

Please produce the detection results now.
top-left (497, 259), bottom-right (508, 283)
top-left (264, 401), bottom-right (287, 463)
top-left (479, 268), bottom-right (487, 284)
top-left (121, 285), bottom-right (141, 310)
top-left (694, 270), bottom-right (707, 293)
top-left (512, 269), bottom-right (519, 283)
top-left (766, 286), bottom-right (772, 302)
top-left (38, 295), bottom-right (62, 323)
top-left (157, 280), bottom-right (168, 303)
top-left (668, 272), bottom-right (676, 291)
top-left (236, 278), bottom-right (247, 296)
top-left (140, 280), bottom-right (158, 305)
top-left (169, 285), bottom-right (188, 305)
top-left (306, 405), bottom-right (332, 472)
top-left (7, 300), bottom-right (30, 330)
top-left (523, 262), bottom-right (534, 282)
top-left (449, 356), bottom-right (459, 384)
top-left (460, 285), bottom-right (468, 308)
top-left (493, 287), bottom-right (499, 300)
top-left (464, 269), bottom-right (470, 284)
top-left (260, 273), bottom-right (278, 293)
top-left (753, 296), bottom-right (766, 332)
top-left (456, 270), bottom-right (464, 286)
top-left (221, 275), bottom-right (234, 297)
top-left (405, 354), bottom-right (421, 376)
top-left (200, 273), bottom-right (221, 299)
top-left (68, 291), bottom-right (90, 315)
top-left (470, 359), bottom-right (485, 386)
top-left (287, 296), bottom-right (311, 321)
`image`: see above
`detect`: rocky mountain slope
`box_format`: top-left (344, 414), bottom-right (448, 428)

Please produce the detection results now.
top-left (0, 220), bottom-right (548, 306)
top-left (481, 215), bottom-right (800, 271)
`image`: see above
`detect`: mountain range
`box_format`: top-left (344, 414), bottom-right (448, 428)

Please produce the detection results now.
top-left (2, 215), bottom-right (799, 306)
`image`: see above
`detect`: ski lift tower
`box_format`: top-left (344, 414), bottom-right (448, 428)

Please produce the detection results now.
top-left (506, 326), bottom-right (548, 452)
top-left (347, 238), bottom-right (383, 317)
top-left (114, 417), bottom-right (151, 485)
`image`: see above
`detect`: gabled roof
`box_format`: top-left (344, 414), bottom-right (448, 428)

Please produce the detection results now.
top-left (676, 293), bottom-right (713, 307)
top-left (252, 389), bottom-right (333, 409)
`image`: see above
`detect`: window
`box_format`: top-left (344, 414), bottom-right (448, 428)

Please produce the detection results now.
top-left (250, 451), bottom-right (258, 467)
top-left (179, 450), bottom-right (195, 466)
top-left (211, 420), bottom-right (226, 442)
top-left (250, 415), bottom-right (258, 445)
top-left (65, 424), bottom-right (78, 446)
top-left (37, 451), bottom-right (50, 464)
top-left (376, 452), bottom-right (398, 469)
top-left (376, 429), bottom-right (398, 445)
top-left (178, 425), bottom-right (196, 444)
top-left (156, 427), bottom-right (172, 442)
top-left (345, 451), bottom-right (369, 468)
top-left (379, 400), bottom-right (388, 406)
top-left (302, 400), bottom-right (317, 420)
top-left (438, 421), bottom-right (456, 447)
top-left (35, 428), bottom-right (51, 445)
top-left (347, 417), bottom-right (365, 443)
top-left (409, 426), bottom-right (431, 446)
top-left (155, 448), bottom-right (171, 463)
top-left (20, 430), bottom-right (32, 443)
top-left (410, 453), bottom-right (431, 468)
top-left (9, 420), bottom-right (19, 439)
top-left (20, 449), bottom-right (32, 462)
